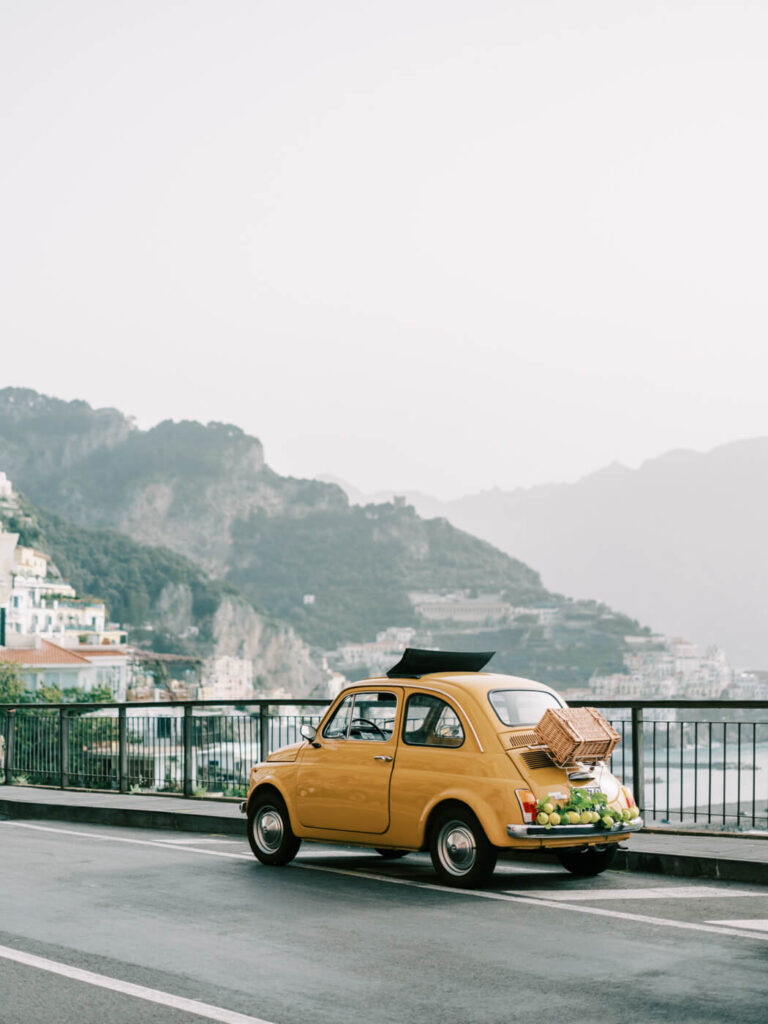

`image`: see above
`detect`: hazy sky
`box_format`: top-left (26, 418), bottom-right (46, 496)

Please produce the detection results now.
top-left (2, 1), bottom-right (767, 498)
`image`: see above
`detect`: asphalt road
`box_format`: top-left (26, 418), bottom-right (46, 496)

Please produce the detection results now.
top-left (0, 819), bottom-right (766, 1024)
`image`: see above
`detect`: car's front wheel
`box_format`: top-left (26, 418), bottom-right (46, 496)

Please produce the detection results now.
top-left (429, 806), bottom-right (497, 888)
top-left (556, 844), bottom-right (618, 876)
top-left (247, 791), bottom-right (301, 866)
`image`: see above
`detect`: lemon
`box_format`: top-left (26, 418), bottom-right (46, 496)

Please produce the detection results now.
top-left (580, 811), bottom-right (592, 824)
top-left (549, 812), bottom-right (561, 825)
top-left (536, 812), bottom-right (550, 825)
top-left (542, 802), bottom-right (555, 815)
top-left (622, 808), bottom-right (632, 821)
top-left (590, 811), bottom-right (600, 823)
top-left (629, 805), bottom-right (640, 819)
top-left (602, 815), bottom-right (615, 828)
top-left (567, 811), bottom-right (581, 825)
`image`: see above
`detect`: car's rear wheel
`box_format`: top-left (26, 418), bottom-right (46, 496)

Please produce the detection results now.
top-left (556, 844), bottom-right (618, 876)
top-left (374, 848), bottom-right (409, 860)
top-left (247, 791), bottom-right (301, 866)
top-left (429, 806), bottom-right (497, 888)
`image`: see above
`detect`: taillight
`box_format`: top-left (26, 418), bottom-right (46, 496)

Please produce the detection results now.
top-left (516, 789), bottom-right (537, 824)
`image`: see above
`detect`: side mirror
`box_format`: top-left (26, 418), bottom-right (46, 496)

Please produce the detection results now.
top-left (300, 724), bottom-right (319, 746)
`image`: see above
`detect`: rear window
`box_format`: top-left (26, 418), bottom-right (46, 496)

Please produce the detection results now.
top-left (488, 689), bottom-right (562, 727)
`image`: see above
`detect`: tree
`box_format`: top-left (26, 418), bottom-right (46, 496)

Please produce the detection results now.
top-left (0, 663), bottom-right (25, 703)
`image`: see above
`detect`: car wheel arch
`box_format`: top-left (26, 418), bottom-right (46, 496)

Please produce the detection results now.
top-left (247, 781), bottom-right (292, 821)
top-left (422, 798), bottom-right (484, 850)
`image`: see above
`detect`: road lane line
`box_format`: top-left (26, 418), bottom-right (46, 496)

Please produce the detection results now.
top-left (0, 822), bottom-right (252, 860)
top-left (0, 943), bottom-right (275, 1024)
top-left (294, 863), bottom-right (768, 942)
top-left (707, 919), bottom-right (768, 933)
top-left (503, 886), bottom-right (758, 902)
top-left (5, 821), bottom-right (768, 943)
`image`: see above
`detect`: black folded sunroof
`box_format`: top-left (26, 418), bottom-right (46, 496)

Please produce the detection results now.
top-left (385, 648), bottom-right (495, 679)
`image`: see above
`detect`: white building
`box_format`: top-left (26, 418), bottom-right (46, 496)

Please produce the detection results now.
top-left (591, 635), bottom-right (736, 700)
top-left (333, 626), bottom-right (417, 675)
top-left (0, 472), bottom-right (14, 503)
top-left (4, 542), bottom-right (108, 643)
top-left (197, 656), bottom-right (254, 701)
top-left (0, 638), bottom-right (130, 700)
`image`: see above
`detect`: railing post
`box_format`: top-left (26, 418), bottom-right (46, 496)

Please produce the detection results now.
top-left (631, 706), bottom-right (645, 815)
top-left (183, 704), bottom-right (194, 797)
top-left (118, 706), bottom-right (127, 793)
top-left (259, 704), bottom-right (270, 761)
top-left (4, 710), bottom-right (15, 784)
top-left (59, 708), bottom-right (70, 789)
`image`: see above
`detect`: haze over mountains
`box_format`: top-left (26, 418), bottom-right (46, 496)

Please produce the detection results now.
top-left (0, 388), bottom-right (649, 690)
top-left (328, 440), bottom-right (768, 668)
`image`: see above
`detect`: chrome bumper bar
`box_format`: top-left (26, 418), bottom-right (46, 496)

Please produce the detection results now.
top-left (507, 817), bottom-right (644, 839)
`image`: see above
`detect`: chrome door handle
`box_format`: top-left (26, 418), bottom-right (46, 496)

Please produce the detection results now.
top-left (374, 755), bottom-right (393, 762)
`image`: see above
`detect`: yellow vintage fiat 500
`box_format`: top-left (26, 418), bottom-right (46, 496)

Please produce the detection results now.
top-left (243, 649), bottom-right (642, 888)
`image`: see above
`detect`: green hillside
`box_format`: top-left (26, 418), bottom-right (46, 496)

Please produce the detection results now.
top-left (0, 388), bottom-right (651, 685)
top-left (1, 499), bottom-right (233, 655)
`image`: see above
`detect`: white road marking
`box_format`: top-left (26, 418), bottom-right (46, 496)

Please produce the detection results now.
top-left (295, 863), bottom-right (768, 942)
top-left (0, 822), bottom-right (252, 860)
top-left (504, 886), bottom-right (757, 902)
top-left (4, 821), bottom-right (768, 944)
top-left (0, 943), bottom-right (275, 1024)
top-left (157, 837), bottom-right (241, 846)
top-left (707, 919), bottom-right (768, 933)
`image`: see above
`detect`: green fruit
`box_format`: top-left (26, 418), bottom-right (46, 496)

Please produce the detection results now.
top-left (536, 812), bottom-right (550, 825)
top-left (590, 811), bottom-right (600, 823)
top-left (542, 802), bottom-right (555, 814)
top-left (567, 811), bottom-right (581, 825)
top-left (629, 805), bottom-right (640, 819)
top-left (602, 815), bottom-right (615, 828)
top-left (549, 812), bottom-right (561, 825)
top-left (622, 808), bottom-right (632, 821)
top-left (580, 811), bottom-right (592, 824)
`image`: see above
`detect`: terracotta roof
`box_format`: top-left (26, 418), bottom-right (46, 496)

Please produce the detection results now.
top-left (0, 640), bottom-right (91, 666)
top-left (73, 647), bottom-right (129, 658)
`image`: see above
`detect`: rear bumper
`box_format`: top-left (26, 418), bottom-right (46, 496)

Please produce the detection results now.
top-left (507, 817), bottom-right (644, 839)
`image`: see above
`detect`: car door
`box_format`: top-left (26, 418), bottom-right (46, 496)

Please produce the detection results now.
top-left (296, 689), bottom-right (400, 833)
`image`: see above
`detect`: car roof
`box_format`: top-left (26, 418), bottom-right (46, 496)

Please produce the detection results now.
top-left (343, 671), bottom-right (559, 699)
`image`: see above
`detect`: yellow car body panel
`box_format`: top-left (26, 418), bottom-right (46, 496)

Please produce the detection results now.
top-left (246, 671), bottom-right (637, 852)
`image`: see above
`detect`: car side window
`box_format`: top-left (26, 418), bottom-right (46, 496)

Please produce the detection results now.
top-left (403, 693), bottom-right (464, 748)
top-left (323, 692), bottom-right (397, 742)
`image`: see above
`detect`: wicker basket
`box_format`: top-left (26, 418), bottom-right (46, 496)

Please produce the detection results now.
top-left (534, 707), bottom-right (620, 765)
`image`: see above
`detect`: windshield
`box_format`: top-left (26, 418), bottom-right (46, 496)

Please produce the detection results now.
top-left (488, 689), bottom-right (562, 727)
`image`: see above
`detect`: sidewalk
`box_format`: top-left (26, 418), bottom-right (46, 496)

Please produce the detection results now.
top-left (1, 784), bottom-right (767, 884)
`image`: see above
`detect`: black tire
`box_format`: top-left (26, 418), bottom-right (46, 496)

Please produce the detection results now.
top-left (429, 806), bottom-right (497, 888)
top-left (374, 848), bottom-right (410, 860)
top-left (247, 791), bottom-right (301, 866)
top-left (556, 844), bottom-right (618, 876)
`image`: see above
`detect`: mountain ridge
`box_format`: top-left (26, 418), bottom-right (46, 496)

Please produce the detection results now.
top-left (335, 437), bottom-right (768, 667)
top-left (0, 387), bottom-right (652, 687)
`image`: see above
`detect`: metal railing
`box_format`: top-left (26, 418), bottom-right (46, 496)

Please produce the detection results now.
top-left (572, 699), bottom-right (768, 831)
top-left (0, 699), bottom-right (330, 799)
top-left (1, 697), bottom-right (767, 830)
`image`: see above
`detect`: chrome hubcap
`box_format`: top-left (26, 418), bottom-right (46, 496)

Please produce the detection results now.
top-left (437, 820), bottom-right (477, 876)
top-left (254, 806), bottom-right (284, 853)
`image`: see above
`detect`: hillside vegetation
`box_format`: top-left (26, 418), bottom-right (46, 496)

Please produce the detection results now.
top-left (0, 388), bottom-right (650, 686)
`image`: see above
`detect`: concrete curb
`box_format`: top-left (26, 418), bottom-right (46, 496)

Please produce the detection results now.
top-left (3, 795), bottom-right (767, 884)
top-left (615, 847), bottom-right (768, 885)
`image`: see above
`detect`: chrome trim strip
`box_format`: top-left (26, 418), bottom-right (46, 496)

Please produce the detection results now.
top-left (506, 817), bottom-right (644, 839)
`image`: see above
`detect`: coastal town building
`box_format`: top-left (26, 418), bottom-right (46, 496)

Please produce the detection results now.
top-left (332, 626), bottom-right (417, 676)
top-left (590, 635), bottom-right (754, 700)
top-left (0, 637), bottom-right (130, 699)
